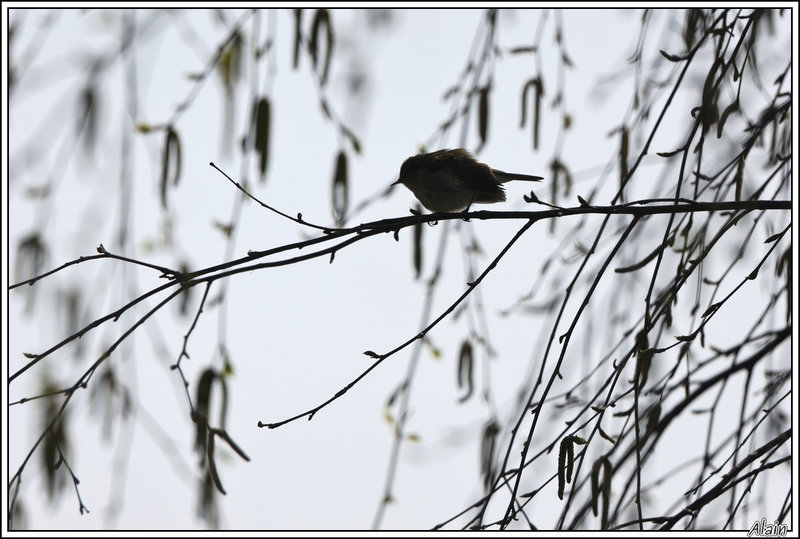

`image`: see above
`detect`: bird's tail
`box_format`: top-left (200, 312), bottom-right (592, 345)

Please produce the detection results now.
top-left (492, 169), bottom-right (543, 183)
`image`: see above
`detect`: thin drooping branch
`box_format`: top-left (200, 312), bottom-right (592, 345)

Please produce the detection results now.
top-left (209, 162), bottom-right (340, 234)
top-left (8, 285), bottom-right (186, 503)
top-left (502, 215), bottom-right (642, 527)
top-left (9, 245), bottom-right (180, 290)
top-left (659, 428), bottom-right (791, 530)
top-left (258, 218), bottom-right (537, 429)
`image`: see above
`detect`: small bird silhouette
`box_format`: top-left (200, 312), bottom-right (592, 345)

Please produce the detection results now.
top-left (393, 149), bottom-right (543, 213)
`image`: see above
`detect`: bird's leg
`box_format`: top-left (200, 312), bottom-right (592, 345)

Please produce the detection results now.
top-left (460, 194), bottom-right (477, 221)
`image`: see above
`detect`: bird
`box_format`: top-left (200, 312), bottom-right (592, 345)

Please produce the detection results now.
top-left (392, 148), bottom-right (543, 213)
